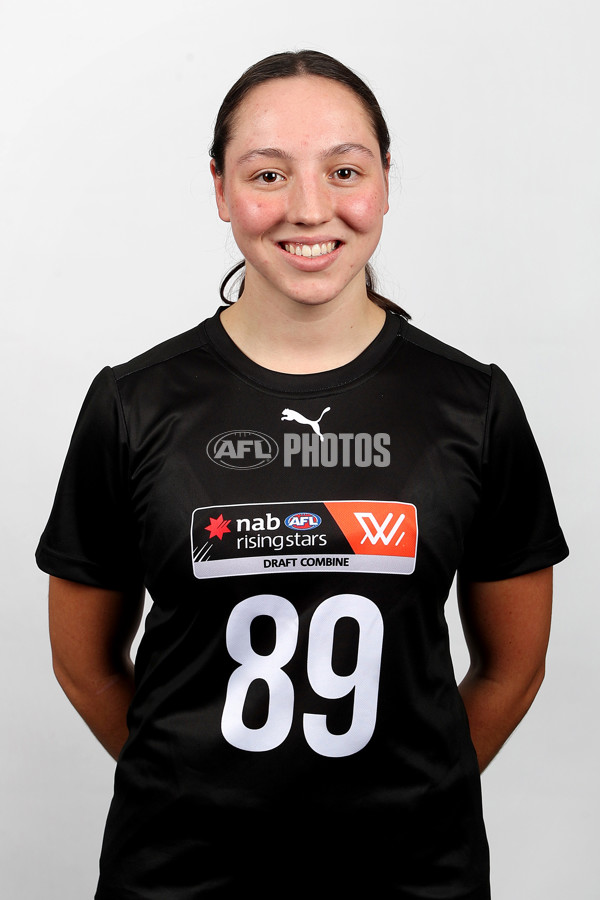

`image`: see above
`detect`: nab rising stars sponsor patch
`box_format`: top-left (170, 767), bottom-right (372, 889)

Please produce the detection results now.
top-left (190, 500), bottom-right (418, 579)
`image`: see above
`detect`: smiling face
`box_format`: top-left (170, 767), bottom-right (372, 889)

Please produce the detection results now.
top-left (211, 75), bottom-right (390, 311)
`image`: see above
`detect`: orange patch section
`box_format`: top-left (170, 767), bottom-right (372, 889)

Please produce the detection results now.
top-left (325, 501), bottom-right (417, 558)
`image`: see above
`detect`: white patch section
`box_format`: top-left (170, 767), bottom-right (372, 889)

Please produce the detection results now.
top-left (191, 553), bottom-right (415, 579)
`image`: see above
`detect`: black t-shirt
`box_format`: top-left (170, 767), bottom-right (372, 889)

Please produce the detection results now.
top-left (37, 309), bottom-right (568, 899)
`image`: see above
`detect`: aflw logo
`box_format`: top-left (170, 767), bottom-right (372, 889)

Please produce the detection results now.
top-left (324, 500), bottom-right (418, 564)
top-left (354, 512), bottom-right (406, 547)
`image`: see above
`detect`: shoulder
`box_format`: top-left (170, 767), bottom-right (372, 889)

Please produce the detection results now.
top-left (111, 322), bottom-right (212, 383)
top-left (392, 317), bottom-right (527, 429)
top-left (398, 318), bottom-right (490, 376)
top-left (392, 317), bottom-right (496, 412)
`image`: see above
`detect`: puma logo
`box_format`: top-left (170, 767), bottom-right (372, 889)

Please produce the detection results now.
top-left (281, 407), bottom-right (331, 442)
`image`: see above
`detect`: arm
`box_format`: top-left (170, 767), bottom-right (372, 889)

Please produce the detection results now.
top-left (457, 567), bottom-right (553, 773)
top-left (48, 575), bottom-right (145, 761)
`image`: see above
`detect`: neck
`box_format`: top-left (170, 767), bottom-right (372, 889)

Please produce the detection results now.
top-left (219, 285), bottom-right (386, 375)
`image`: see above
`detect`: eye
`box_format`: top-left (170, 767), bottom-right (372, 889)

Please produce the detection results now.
top-left (256, 171), bottom-right (283, 184)
top-left (333, 167), bottom-right (358, 182)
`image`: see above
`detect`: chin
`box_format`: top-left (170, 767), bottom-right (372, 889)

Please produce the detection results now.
top-left (280, 274), bottom-right (368, 309)
top-left (287, 292), bottom-right (342, 307)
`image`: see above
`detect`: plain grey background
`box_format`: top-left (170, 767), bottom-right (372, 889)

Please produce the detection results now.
top-left (1, 1), bottom-right (597, 896)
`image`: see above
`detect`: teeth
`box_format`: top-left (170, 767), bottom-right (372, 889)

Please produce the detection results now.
top-left (283, 241), bottom-right (337, 257)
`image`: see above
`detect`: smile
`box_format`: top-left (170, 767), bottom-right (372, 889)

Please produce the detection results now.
top-left (281, 241), bottom-right (340, 258)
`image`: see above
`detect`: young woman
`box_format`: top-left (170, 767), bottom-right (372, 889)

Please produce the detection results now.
top-left (37, 51), bottom-right (568, 899)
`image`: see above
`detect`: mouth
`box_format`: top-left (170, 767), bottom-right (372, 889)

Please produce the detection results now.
top-left (279, 241), bottom-right (341, 258)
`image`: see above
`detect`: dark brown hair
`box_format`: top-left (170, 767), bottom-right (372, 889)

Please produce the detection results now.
top-left (211, 50), bottom-right (409, 318)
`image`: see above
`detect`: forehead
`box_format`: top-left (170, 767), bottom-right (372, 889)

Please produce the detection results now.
top-left (227, 75), bottom-right (378, 158)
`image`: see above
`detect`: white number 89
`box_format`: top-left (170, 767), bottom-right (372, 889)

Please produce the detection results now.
top-left (221, 593), bottom-right (384, 758)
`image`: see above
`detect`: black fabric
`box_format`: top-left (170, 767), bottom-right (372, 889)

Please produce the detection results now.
top-left (37, 309), bottom-right (568, 899)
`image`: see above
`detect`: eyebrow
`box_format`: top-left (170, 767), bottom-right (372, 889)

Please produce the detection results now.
top-left (236, 147), bottom-right (293, 165)
top-left (323, 143), bottom-right (376, 161)
top-left (236, 143), bottom-right (376, 165)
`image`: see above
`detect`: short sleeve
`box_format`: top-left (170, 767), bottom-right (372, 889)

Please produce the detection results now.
top-left (459, 364), bottom-right (569, 581)
top-left (35, 367), bottom-right (144, 589)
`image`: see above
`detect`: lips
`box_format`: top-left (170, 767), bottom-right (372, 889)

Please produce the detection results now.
top-left (280, 241), bottom-right (341, 258)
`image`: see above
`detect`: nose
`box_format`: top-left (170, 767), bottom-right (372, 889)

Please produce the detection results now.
top-left (286, 173), bottom-right (332, 226)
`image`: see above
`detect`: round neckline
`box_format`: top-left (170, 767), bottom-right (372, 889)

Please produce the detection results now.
top-left (202, 306), bottom-right (405, 396)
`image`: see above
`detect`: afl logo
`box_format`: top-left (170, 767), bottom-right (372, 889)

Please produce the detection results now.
top-left (207, 431), bottom-right (279, 469)
top-left (285, 512), bottom-right (322, 531)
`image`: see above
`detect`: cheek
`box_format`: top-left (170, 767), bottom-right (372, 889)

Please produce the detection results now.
top-left (229, 196), bottom-right (282, 237)
top-left (340, 191), bottom-right (387, 233)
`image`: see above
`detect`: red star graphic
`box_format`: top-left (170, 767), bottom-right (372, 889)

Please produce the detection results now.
top-left (205, 513), bottom-right (231, 540)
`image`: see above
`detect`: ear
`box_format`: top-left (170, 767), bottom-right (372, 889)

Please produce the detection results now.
top-left (383, 152), bottom-right (391, 215)
top-left (210, 160), bottom-right (231, 223)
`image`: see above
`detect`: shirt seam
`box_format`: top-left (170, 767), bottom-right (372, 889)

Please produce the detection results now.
top-left (113, 328), bottom-right (210, 382)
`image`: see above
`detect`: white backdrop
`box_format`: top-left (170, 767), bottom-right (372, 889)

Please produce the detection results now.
top-left (1, 1), bottom-right (597, 897)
